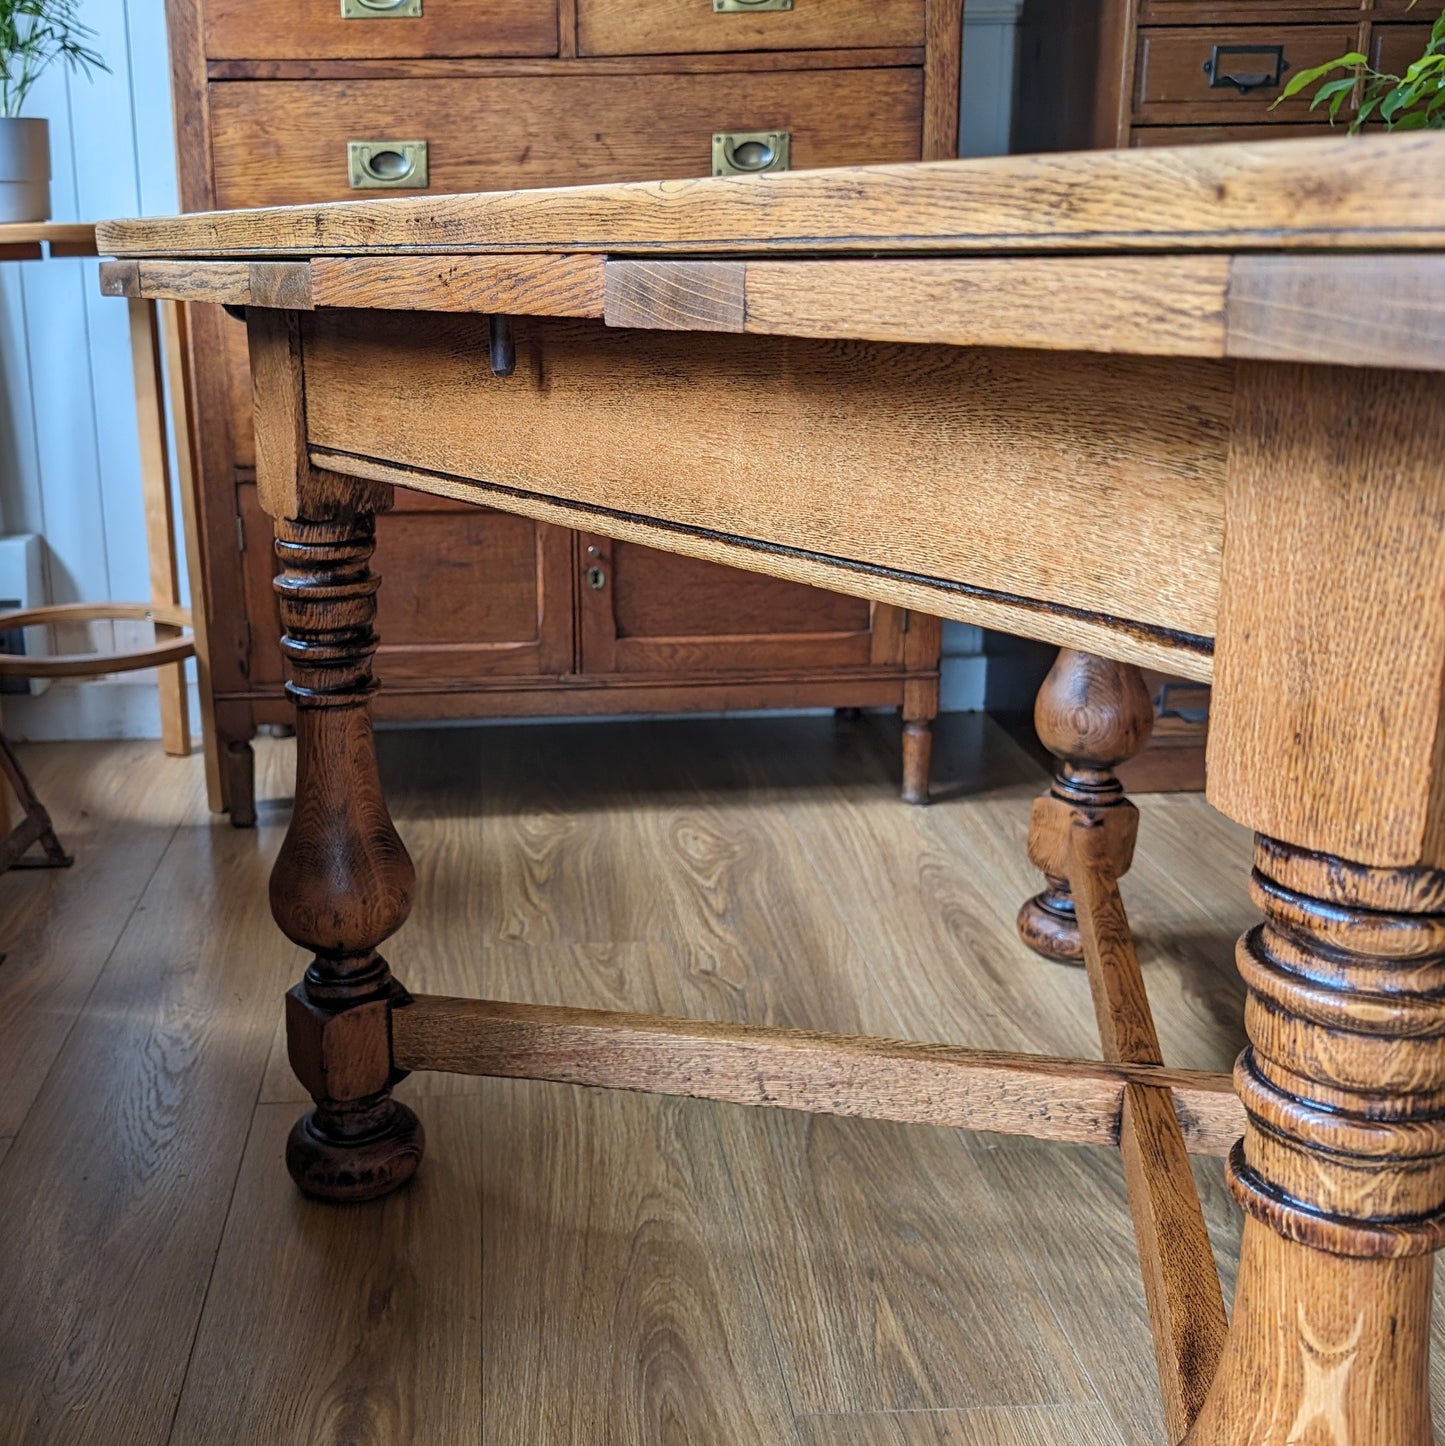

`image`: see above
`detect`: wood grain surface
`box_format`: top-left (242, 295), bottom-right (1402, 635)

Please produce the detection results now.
top-left (20, 717), bottom-right (1435, 1443)
top-left (205, 70), bottom-right (922, 210)
top-left (31, 717), bottom-right (1445, 1440)
top-left (203, 0), bottom-right (558, 61)
top-left (1225, 254), bottom-right (1445, 372)
top-left (0, 745), bottom-right (202, 1138)
top-left (577, 0), bottom-right (924, 55)
top-left (301, 313), bottom-right (1229, 660)
top-left (795, 1407), bottom-right (1129, 1445)
top-left (1207, 363), bottom-right (1445, 867)
top-left (0, 744), bottom-right (292, 1442)
top-left (310, 253), bottom-right (606, 315)
top-left (394, 994), bottom-right (1243, 1151)
top-left (97, 134), bottom-right (1445, 258)
top-left (167, 1099), bottom-right (483, 1445)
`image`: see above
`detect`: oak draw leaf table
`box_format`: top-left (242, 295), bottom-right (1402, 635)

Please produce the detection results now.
top-left (100, 133), bottom-right (1445, 1444)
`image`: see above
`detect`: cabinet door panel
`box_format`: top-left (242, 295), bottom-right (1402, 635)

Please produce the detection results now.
top-left (210, 70), bottom-right (922, 207)
top-left (239, 485), bottom-right (572, 691)
top-left (578, 535), bottom-right (883, 677)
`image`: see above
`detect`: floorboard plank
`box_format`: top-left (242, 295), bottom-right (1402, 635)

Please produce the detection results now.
top-left (480, 941), bottom-right (800, 1446)
top-left (0, 748), bottom-right (291, 1444)
top-left (643, 721), bottom-right (1100, 1415)
top-left (0, 742), bottom-right (199, 1136)
top-left (19, 716), bottom-right (1445, 1442)
top-left (168, 1098), bottom-right (483, 1446)
top-left (796, 1405), bottom-right (1129, 1445)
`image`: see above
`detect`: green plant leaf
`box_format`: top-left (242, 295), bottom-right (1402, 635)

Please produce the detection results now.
top-left (1309, 76), bottom-right (1359, 117)
top-left (1276, 56), bottom-right (1363, 104)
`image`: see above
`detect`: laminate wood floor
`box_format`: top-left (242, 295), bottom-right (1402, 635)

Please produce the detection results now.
top-left (0, 714), bottom-right (1438, 1445)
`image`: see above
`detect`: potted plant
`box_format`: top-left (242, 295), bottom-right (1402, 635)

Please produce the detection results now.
top-left (1279, 8), bottom-right (1445, 130)
top-left (0, 0), bottom-right (106, 223)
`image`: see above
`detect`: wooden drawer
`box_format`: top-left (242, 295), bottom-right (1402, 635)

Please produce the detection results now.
top-left (1132, 122), bottom-right (1327, 144)
top-left (202, 0), bottom-right (557, 61)
top-left (210, 70), bottom-right (922, 207)
top-left (1139, 3), bottom-right (1368, 21)
top-left (577, 0), bottom-right (924, 57)
top-left (1134, 25), bottom-right (1362, 123)
top-left (1372, 22), bottom-right (1436, 72)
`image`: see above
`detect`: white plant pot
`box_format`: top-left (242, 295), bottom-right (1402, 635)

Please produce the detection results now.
top-left (0, 118), bottom-right (51, 224)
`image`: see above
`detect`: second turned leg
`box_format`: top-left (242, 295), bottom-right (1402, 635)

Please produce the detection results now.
top-left (271, 512), bottom-right (422, 1202)
top-left (1017, 649), bottom-right (1155, 964)
top-left (1186, 839), bottom-right (1445, 1443)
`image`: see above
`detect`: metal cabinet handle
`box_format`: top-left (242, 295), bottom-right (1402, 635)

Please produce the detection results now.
top-left (713, 0), bottom-right (792, 11)
top-left (712, 131), bottom-right (791, 177)
top-left (347, 140), bottom-right (428, 189)
top-left (1202, 44), bottom-right (1290, 94)
top-left (341, 0), bottom-right (422, 15)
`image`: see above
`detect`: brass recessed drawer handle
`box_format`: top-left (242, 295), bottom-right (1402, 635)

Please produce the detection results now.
top-left (341, 0), bottom-right (422, 16)
top-left (347, 140), bottom-right (428, 189)
top-left (1202, 44), bottom-right (1290, 94)
top-left (714, 0), bottom-right (792, 10)
top-left (713, 131), bottom-right (790, 177)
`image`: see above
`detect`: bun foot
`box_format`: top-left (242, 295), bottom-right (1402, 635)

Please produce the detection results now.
top-left (1017, 887), bottom-right (1084, 965)
top-left (286, 1097), bottom-right (424, 1203)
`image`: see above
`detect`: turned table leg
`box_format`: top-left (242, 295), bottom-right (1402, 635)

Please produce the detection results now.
top-left (1186, 839), bottom-right (1445, 1444)
top-left (1018, 649), bottom-right (1154, 964)
top-left (270, 512), bottom-right (423, 1201)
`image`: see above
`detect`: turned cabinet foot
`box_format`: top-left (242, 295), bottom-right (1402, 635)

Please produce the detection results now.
top-left (221, 738), bottom-right (257, 828)
top-left (1018, 650), bottom-right (1154, 965)
top-left (901, 717), bottom-right (933, 805)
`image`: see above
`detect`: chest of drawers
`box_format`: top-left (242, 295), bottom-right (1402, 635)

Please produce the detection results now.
top-left (165, 0), bottom-right (963, 824)
top-left (1018, 0), bottom-right (1443, 150)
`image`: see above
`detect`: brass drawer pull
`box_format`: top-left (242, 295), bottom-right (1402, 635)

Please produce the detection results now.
top-left (713, 131), bottom-right (790, 176)
top-left (341, 0), bottom-right (422, 15)
top-left (1202, 44), bottom-right (1290, 95)
top-left (347, 140), bottom-right (428, 189)
top-left (714, 0), bottom-right (792, 10)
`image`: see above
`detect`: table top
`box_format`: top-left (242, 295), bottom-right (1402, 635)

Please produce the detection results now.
top-left (98, 134), bottom-right (1445, 260)
top-left (97, 134), bottom-right (1445, 377)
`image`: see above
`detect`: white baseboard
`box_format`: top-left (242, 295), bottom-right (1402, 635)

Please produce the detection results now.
top-left (1, 677), bottom-right (200, 742)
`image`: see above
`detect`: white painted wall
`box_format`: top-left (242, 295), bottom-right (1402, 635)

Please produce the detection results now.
top-left (0, 0), bottom-right (1022, 736)
top-left (0, 0), bottom-right (184, 740)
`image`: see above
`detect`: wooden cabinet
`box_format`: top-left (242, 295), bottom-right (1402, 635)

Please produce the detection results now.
top-left (166, 0), bottom-right (962, 823)
top-left (1016, 0), bottom-right (1443, 150)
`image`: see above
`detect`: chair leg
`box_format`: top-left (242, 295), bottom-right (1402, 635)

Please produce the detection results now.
top-left (0, 731), bottom-right (72, 872)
